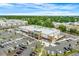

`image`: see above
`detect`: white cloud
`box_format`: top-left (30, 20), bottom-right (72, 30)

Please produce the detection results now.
top-left (0, 11), bottom-right (79, 16)
top-left (27, 11), bottom-right (79, 16)
top-left (59, 5), bottom-right (78, 10)
top-left (0, 3), bottom-right (77, 11)
top-left (0, 3), bottom-right (13, 7)
top-left (0, 3), bottom-right (78, 16)
top-left (30, 3), bottom-right (78, 11)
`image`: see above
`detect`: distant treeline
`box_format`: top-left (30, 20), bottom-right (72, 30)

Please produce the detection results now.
top-left (0, 16), bottom-right (79, 27)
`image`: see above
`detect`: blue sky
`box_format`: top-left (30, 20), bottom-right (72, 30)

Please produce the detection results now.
top-left (0, 3), bottom-right (79, 16)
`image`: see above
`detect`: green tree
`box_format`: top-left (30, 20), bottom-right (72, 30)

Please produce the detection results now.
top-left (69, 28), bottom-right (77, 34)
top-left (58, 25), bottom-right (66, 32)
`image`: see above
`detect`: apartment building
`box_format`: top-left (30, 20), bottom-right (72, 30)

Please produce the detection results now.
top-left (0, 19), bottom-right (28, 29)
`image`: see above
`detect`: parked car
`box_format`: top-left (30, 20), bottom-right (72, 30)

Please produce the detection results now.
top-left (30, 52), bottom-right (37, 56)
top-left (0, 44), bottom-right (4, 48)
top-left (16, 50), bottom-right (23, 54)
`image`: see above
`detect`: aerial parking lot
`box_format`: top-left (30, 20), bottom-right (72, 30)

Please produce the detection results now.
top-left (0, 19), bottom-right (37, 56)
top-left (0, 31), bottom-right (37, 56)
top-left (0, 18), bottom-right (79, 56)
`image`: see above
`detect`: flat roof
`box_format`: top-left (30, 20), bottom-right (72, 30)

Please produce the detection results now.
top-left (19, 25), bottom-right (60, 36)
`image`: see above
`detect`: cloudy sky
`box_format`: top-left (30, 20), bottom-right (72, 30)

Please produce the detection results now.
top-left (0, 3), bottom-right (79, 16)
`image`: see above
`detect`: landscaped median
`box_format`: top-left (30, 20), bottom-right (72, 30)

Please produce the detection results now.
top-left (31, 41), bottom-right (44, 56)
